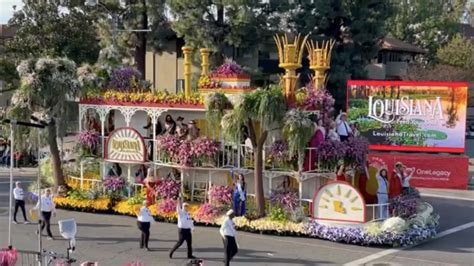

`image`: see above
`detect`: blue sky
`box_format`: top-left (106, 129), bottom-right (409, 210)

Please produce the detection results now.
top-left (0, 0), bottom-right (22, 24)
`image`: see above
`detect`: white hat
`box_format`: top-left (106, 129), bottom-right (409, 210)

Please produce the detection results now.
top-left (182, 202), bottom-right (189, 208)
top-left (226, 209), bottom-right (234, 216)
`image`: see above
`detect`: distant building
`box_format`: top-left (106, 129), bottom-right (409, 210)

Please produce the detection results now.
top-left (365, 37), bottom-right (426, 80)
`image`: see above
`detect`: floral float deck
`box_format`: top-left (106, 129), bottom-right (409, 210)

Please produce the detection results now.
top-left (55, 177), bottom-right (439, 247)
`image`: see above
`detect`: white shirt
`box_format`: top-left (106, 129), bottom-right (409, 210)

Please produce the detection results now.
top-left (137, 206), bottom-right (154, 223)
top-left (220, 216), bottom-right (236, 237)
top-left (376, 175), bottom-right (388, 195)
top-left (13, 187), bottom-right (24, 200)
top-left (336, 120), bottom-right (352, 136)
top-left (177, 204), bottom-right (194, 229)
top-left (236, 183), bottom-right (245, 202)
top-left (398, 170), bottom-right (413, 188)
top-left (35, 195), bottom-right (55, 212)
top-left (327, 129), bottom-right (340, 141)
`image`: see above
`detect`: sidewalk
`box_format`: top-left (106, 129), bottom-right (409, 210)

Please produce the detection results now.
top-left (0, 167), bottom-right (38, 177)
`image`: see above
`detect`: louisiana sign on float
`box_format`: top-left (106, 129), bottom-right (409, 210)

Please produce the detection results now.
top-left (347, 81), bottom-right (468, 153)
top-left (105, 127), bottom-right (147, 163)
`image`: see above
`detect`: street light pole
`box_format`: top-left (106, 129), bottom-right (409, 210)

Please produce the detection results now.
top-left (7, 120), bottom-right (15, 249)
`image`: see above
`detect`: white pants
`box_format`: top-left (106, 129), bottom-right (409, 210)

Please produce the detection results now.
top-left (377, 193), bottom-right (389, 219)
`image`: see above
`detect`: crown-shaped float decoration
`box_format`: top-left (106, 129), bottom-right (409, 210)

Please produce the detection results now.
top-left (306, 39), bottom-right (335, 90)
top-left (274, 33), bottom-right (308, 105)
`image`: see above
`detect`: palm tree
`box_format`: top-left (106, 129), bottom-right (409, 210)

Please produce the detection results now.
top-left (208, 85), bottom-right (286, 217)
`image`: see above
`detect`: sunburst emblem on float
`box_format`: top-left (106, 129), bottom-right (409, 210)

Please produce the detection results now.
top-left (106, 128), bottom-right (146, 162)
top-left (313, 181), bottom-right (366, 223)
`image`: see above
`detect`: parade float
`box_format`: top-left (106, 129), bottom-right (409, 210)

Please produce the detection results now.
top-left (54, 33), bottom-right (442, 247)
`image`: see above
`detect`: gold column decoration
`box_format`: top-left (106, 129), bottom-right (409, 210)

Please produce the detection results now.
top-left (306, 39), bottom-right (335, 90)
top-left (200, 48), bottom-right (211, 76)
top-left (182, 46), bottom-right (193, 99)
top-left (274, 34), bottom-right (308, 105)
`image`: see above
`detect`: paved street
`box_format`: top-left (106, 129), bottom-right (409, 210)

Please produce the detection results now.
top-left (0, 175), bottom-right (473, 266)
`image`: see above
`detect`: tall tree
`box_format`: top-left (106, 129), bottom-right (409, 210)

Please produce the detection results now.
top-left (386, 0), bottom-right (467, 63)
top-left (10, 58), bottom-right (79, 188)
top-left (6, 1), bottom-right (101, 64)
top-left (95, 0), bottom-right (171, 75)
top-left (286, 0), bottom-right (392, 109)
top-left (437, 34), bottom-right (474, 69)
top-left (167, 0), bottom-right (270, 66)
top-left (0, 1), bottom-right (100, 93)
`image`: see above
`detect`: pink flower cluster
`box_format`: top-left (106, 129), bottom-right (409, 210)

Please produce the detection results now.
top-left (316, 140), bottom-right (347, 163)
top-left (193, 137), bottom-right (219, 157)
top-left (270, 190), bottom-right (298, 212)
top-left (103, 176), bottom-right (126, 192)
top-left (194, 203), bottom-right (219, 224)
top-left (78, 130), bottom-right (100, 150)
top-left (208, 185), bottom-right (232, 207)
top-left (157, 199), bottom-right (177, 214)
top-left (0, 248), bottom-right (17, 266)
top-left (156, 178), bottom-right (180, 199)
top-left (300, 84), bottom-right (335, 123)
top-left (211, 60), bottom-right (243, 76)
top-left (156, 135), bottom-right (220, 166)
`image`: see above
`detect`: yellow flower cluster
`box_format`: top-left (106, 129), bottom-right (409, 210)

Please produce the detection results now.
top-left (65, 178), bottom-right (94, 191)
top-left (113, 201), bottom-right (141, 216)
top-left (93, 91), bottom-right (205, 105)
top-left (214, 216), bottom-right (305, 234)
top-left (54, 197), bottom-right (111, 211)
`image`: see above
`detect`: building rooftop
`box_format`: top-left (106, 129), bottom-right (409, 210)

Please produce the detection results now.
top-left (381, 37), bottom-right (427, 54)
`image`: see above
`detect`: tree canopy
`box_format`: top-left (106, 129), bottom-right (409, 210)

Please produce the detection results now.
top-left (386, 0), bottom-right (468, 63)
top-left (437, 34), bottom-right (474, 69)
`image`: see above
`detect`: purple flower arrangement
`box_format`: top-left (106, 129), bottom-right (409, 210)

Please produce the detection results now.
top-left (208, 185), bottom-right (232, 207)
top-left (109, 67), bottom-right (141, 91)
top-left (316, 140), bottom-right (347, 169)
top-left (103, 176), bottom-right (126, 192)
top-left (194, 203), bottom-right (219, 224)
top-left (270, 190), bottom-right (298, 212)
top-left (78, 130), bottom-right (100, 150)
top-left (156, 135), bottom-right (220, 166)
top-left (303, 220), bottom-right (438, 247)
top-left (270, 140), bottom-right (289, 161)
top-left (156, 178), bottom-right (180, 199)
top-left (389, 189), bottom-right (421, 219)
top-left (345, 137), bottom-right (369, 169)
top-left (157, 199), bottom-right (177, 214)
top-left (211, 59), bottom-right (244, 77)
top-left (299, 84), bottom-right (335, 118)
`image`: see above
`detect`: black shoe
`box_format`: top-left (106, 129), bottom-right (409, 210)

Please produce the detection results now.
top-left (188, 255), bottom-right (196, 259)
top-left (169, 252), bottom-right (173, 259)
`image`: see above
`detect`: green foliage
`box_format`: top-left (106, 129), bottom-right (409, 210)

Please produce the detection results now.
top-left (127, 193), bottom-right (145, 206)
top-left (167, 0), bottom-right (272, 66)
top-left (437, 34), bottom-right (474, 69)
top-left (205, 92), bottom-right (232, 130)
top-left (386, 0), bottom-right (467, 63)
top-left (67, 190), bottom-right (88, 201)
top-left (287, 0), bottom-right (392, 103)
top-left (282, 109), bottom-right (314, 159)
top-left (388, 122), bottom-right (425, 146)
top-left (269, 207), bottom-right (288, 223)
top-left (6, 1), bottom-right (100, 65)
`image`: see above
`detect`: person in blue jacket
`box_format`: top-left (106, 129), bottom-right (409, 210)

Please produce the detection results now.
top-left (233, 174), bottom-right (247, 216)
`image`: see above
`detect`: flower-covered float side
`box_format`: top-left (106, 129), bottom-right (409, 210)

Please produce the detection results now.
top-left (199, 59), bottom-right (253, 95)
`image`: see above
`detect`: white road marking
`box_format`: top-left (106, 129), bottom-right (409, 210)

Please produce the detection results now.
top-left (421, 193), bottom-right (474, 202)
top-left (343, 221), bottom-right (474, 266)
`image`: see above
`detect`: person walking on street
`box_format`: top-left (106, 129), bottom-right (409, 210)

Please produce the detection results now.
top-left (169, 195), bottom-right (196, 259)
top-left (34, 189), bottom-right (55, 240)
top-left (220, 210), bottom-right (238, 266)
top-left (137, 200), bottom-right (154, 251)
top-left (13, 181), bottom-right (29, 224)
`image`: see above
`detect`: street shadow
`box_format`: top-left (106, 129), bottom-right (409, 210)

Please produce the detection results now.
top-left (76, 223), bottom-right (131, 228)
top-left (193, 247), bottom-right (327, 265)
top-left (76, 236), bottom-right (176, 244)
